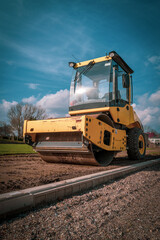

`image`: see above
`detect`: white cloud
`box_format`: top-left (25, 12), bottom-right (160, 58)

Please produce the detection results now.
top-left (27, 83), bottom-right (39, 89)
top-left (0, 100), bottom-right (18, 121)
top-left (0, 89), bottom-right (70, 122)
top-left (148, 56), bottom-right (160, 64)
top-left (149, 90), bottom-right (160, 105)
top-left (37, 89), bottom-right (70, 118)
top-left (147, 55), bottom-right (160, 74)
top-left (132, 103), bottom-right (136, 108)
top-left (136, 93), bottom-right (149, 107)
top-left (1, 88), bottom-right (159, 132)
top-left (22, 96), bottom-right (37, 104)
top-left (133, 90), bottom-right (160, 132)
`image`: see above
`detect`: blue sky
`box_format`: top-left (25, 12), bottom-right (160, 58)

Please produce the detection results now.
top-left (0, 0), bottom-right (160, 131)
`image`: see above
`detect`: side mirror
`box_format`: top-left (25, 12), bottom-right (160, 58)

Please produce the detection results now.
top-left (122, 74), bottom-right (129, 88)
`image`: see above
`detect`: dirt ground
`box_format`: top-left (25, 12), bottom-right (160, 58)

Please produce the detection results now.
top-left (0, 163), bottom-right (160, 240)
top-left (0, 147), bottom-right (160, 194)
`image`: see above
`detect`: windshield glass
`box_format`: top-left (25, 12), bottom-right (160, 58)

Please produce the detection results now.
top-left (69, 60), bottom-right (112, 107)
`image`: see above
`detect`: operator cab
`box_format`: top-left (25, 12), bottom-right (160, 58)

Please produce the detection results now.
top-left (69, 51), bottom-right (133, 112)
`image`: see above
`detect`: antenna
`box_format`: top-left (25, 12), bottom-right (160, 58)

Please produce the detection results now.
top-left (71, 54), bottom-right (80, 63)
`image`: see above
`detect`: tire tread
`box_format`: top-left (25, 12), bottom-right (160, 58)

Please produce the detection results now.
top-left (127, 127), bottom-right (146, 160)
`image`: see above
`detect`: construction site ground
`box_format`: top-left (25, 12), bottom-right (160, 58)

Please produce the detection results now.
top-left (0, 159), bottom-right (160, 239)
top-left (0, 147), bottom-right (160, 194)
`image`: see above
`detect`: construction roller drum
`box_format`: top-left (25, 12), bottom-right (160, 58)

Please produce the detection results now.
top-left (34, 114), bottom-right (115, 166)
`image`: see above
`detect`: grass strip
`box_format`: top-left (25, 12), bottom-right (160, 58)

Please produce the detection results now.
top-left (0, 144), bottom-right (36, 155)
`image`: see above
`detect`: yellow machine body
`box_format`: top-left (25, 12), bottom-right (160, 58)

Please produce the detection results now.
top-left (69, 104), bottom-right (137, 127)
top-left (24, 114), bottom-right (127, 152)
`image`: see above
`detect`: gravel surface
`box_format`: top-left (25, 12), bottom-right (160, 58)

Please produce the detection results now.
top-left (0, 164), bottom-right (160, 240)
top-left (0, 148), bottom-right (160, 194)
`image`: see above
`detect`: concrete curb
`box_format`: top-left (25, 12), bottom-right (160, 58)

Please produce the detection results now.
top-left (0, 158), bottom-right (160, 218)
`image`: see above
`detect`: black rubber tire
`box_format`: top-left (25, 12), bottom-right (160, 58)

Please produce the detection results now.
top-left (127, 128), bottom-right (146, 160)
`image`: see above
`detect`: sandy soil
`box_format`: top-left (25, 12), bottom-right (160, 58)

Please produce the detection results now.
top-left (0, 163), bottom-right (160, 240)
top-left (0, 148), bottom-right (160, 194)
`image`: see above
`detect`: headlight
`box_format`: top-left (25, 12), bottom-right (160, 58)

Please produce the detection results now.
top-left (68, 62), bottom-right (76, 68)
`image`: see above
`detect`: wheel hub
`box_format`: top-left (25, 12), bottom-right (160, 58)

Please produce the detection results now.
top-left (138, 134), bottom-right (145, 155)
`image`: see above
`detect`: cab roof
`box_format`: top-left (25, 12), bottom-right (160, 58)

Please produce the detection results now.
top-left (74, 51), bottom-right (134, 74)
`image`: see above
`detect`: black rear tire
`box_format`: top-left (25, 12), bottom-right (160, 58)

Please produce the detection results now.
top-left (127, 128), bottom-right (146, 160)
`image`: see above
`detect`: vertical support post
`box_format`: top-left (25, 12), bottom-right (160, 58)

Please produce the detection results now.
top-left (128, 74), bottom-right (132, 105)
top-left (126, 74), bottom-right (129, 103)
top-left (112, 65), bottom-right (118, 103)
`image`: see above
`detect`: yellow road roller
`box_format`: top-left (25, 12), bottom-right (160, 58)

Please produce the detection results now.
top-left (23, 51), bottom-right (146, 166)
